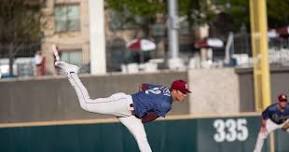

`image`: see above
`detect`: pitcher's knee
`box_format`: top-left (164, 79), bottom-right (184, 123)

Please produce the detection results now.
top-left (78, 98), bottom-right (94, 111)
top-left (79, 103), bottom-right (89, 111)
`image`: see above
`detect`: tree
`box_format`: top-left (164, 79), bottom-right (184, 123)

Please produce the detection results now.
top-left (106, 0), bottom-right (165, 36)
top-left (0, 0), bottom-right (41, 76)
top-left (213, 0), bottom-right (289, 30)
top-left (213, 0), bottom-right (249, 32)
top-left (106, 0), bottom-right (218, 32)
top-left (107, 0), bottom-right (289, 33)
top-left (179, 0), bottom-right (217, 26)
top-left (267, 0), bottom-right (289, 28)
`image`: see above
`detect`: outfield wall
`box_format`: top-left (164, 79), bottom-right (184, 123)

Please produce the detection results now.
top-left (1, 113), bottom-right (288, 152)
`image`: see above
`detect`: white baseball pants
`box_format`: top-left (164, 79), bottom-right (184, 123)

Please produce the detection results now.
top-left (67, 73), bottom-right (152, 152)
top-left (253, 119), bottom-right (289, 152)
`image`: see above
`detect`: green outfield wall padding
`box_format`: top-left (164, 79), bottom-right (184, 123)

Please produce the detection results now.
top-left (1, 116), bottom-right (288, 152)
top-left (275, 129), bottom-right (289, 152)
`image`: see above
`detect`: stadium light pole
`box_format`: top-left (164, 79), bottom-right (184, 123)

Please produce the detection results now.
top-left (167, 0), bottom-right (179, 59)
top-left (88, 0), bottom-right (106, 74)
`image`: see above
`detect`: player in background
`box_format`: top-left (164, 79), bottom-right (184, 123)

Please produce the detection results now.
top-left (54, 60), bottom-right (191, 152)
top-left (253, 94), bottom-right (289, 152)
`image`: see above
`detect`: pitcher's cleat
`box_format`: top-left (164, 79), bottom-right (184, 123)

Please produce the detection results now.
top-left (55, 61), bottom-right (79, 75)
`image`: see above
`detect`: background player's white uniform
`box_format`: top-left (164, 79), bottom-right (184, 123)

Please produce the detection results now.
top-left (253, 97), bottom-right (289, 152)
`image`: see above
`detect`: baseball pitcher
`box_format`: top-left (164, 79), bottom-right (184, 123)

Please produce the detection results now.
top-left (54, 60), bottom-right (191, 152)
top-left (253, 94), bottom-right (289, 152)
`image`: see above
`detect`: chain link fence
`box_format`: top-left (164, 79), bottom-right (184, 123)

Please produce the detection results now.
top-left (0, 43), bottom-right (40, 78)
top-left (1, 33), bottom-right (288, 78)
top-left (230, 33), bottom-right (289, 68)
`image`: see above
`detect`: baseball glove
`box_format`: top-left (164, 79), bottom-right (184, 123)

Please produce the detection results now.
top-left (281, 122), bottom-right (289, 131)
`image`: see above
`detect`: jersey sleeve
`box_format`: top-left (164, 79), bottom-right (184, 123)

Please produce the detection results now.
top-left (262, 107), bottom-right (270, 120)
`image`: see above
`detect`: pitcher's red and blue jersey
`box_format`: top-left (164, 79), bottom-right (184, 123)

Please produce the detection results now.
top-left (131, 83), bottom-right (172, 118)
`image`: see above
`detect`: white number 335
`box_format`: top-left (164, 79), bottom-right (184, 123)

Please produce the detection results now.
top-left (213, 119), bottom-right (248, 142)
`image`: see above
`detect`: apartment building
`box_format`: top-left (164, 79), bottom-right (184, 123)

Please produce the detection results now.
top-left (41, 0), bottom-right (90, 74)
top-left (41, 0), bottom-right (138, 74)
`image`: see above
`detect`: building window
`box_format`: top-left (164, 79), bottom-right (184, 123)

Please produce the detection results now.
top-left (60, 49), bottom-right (82, 66)
top-left (54, 4), bottom-right (80, 32)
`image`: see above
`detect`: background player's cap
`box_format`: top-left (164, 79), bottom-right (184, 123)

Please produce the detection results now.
top-left (170, 80), bottom-right (191, 94)
top-left (278, 94), bottom-right (287, 102)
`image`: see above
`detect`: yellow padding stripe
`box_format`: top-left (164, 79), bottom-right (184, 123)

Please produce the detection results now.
top-left (0, 112), bottom-right (260, 128)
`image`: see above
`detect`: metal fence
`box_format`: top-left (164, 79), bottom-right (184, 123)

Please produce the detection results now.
top-left (230, 33), bottom-right (289, 68)
top-left (0, 43), bottom-right (40, 78)
top-left (1, 34), bottom-right (289, 79)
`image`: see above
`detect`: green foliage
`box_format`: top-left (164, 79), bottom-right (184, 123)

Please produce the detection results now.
top-left (106, 0), bottom-right (164, 18)
top-left (0, 0), bottom-right (41, 43)
top-left (106, 0), bottom-right (289, 33)
top-left (215, 0), bottom-right (289, 30)
top-left (267, 0), bottom-right (289, 27)
top-left (106, 0), bottom-right (218, 28)
top-left (179, 0), bottom-right (217, 26)
top-left (106, 0), bottom-right (165, 32)
top-left (215, 0), bottom-right (250, 32)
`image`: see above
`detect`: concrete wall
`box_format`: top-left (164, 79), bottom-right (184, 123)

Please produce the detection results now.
top-left (1, 114), bottom-right (280, 152)
top-left (188, 68), bottom-right (240, 114)
top-left (236, 67), bottom-right (289, 112)
top-left (0, 71), bottom-right (188, 123)
top-left (187, 67), bottom-right (289, 114)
